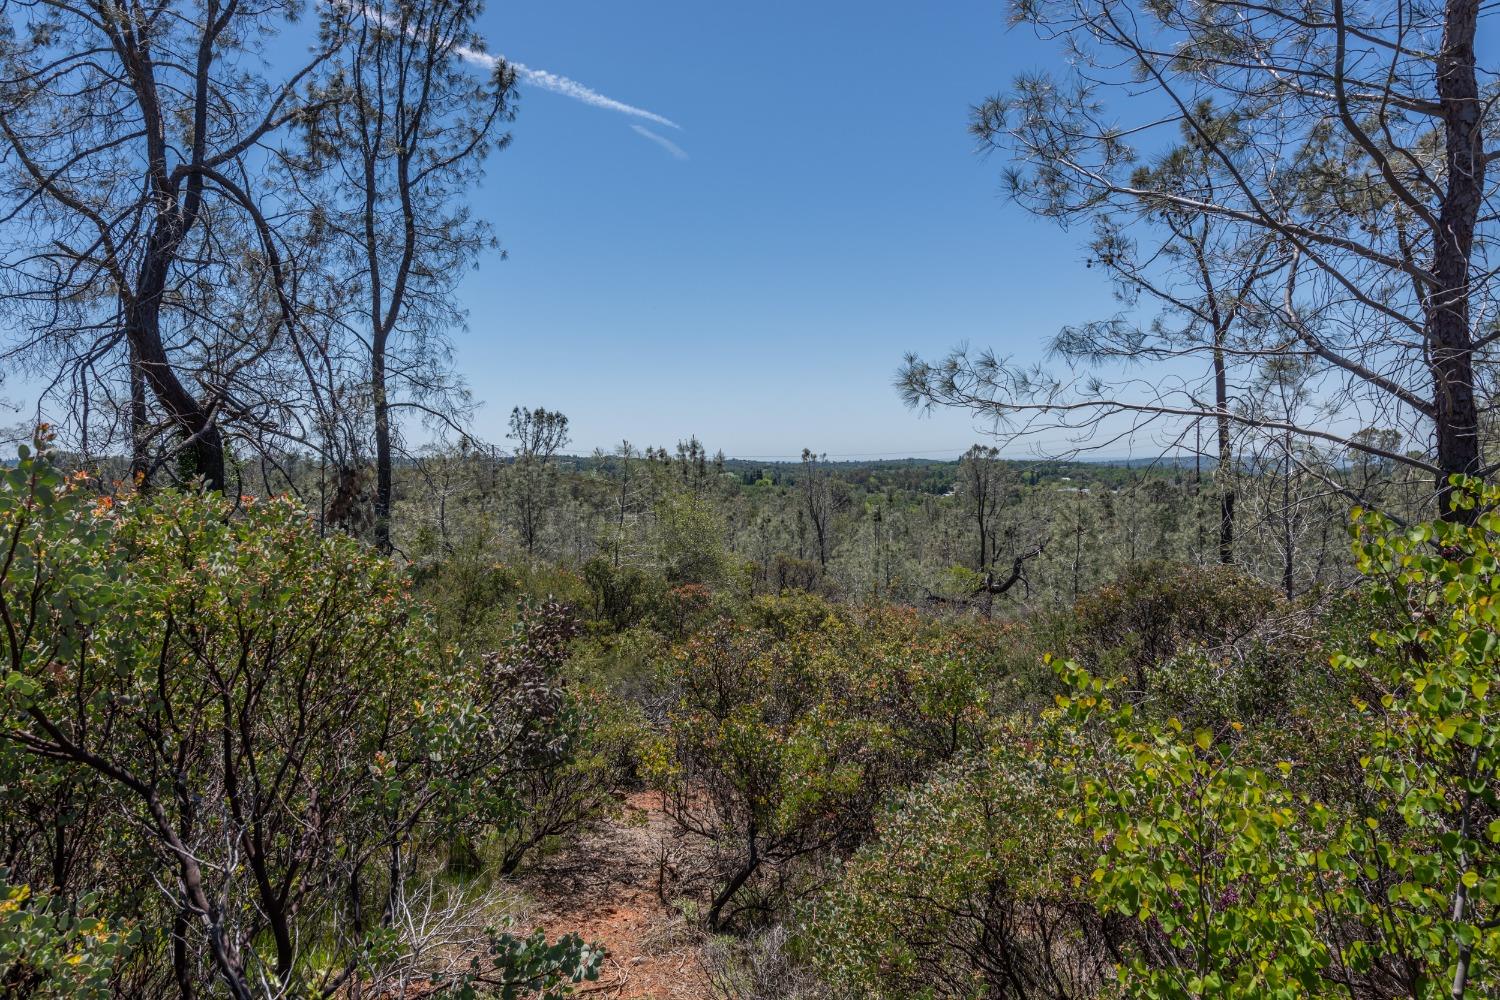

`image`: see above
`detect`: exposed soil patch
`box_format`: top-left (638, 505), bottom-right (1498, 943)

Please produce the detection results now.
top-left (522, 791), bottom-right (711, 999)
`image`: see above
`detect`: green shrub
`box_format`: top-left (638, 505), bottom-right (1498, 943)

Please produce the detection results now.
top-left (803, 725), bottom-right (1127, 999)
top-left (0, 878), bottom-right (133, 998)
top-left (410, 549), bottom-right (525, 639)
top-left (642, 594), bottom-right (1011, 932)
top-left (653, 490), bottom-right (729, 585)
top-left (1047, 478), bottom-right (1500, 998)
top-left (1060, 560), bottom-right (1282, 690)
top-left (0, 440), bottom-right (599, 997)
top-left (582, 556), bottom-right (659, 631)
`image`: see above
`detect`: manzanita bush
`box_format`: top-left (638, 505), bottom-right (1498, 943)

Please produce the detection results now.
top-left (0, 878), bottom-right (133, 998)
top-left (802, 725), bottom-right (1124, 1000)
top-left (642, 592), bottom-right (1011, 933)
top-left (0, 438), bottom-right (600, 997)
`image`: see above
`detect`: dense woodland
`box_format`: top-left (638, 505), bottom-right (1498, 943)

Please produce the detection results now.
top-left (2, 0), bottom-right (1500, 998)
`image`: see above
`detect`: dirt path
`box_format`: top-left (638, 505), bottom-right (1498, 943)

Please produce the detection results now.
top-left (522, 791), bottom-right (711, 999)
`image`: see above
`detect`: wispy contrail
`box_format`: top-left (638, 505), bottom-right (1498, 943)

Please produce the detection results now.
top-left (332, 2), bottom-right (683, 139)
top-left (455, 44), bottom-right (680, 130)
top-left (630, 124), bottom-right (688, 160)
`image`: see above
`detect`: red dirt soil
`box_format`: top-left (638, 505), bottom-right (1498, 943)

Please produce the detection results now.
top-left (523, 791), bottom-right (710, 999)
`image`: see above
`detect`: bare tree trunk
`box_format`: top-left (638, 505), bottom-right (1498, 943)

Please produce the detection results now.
top-left (801, 451), bottom-right (830, 568)
top-left (127, 291), bottom-right (225, 491)
top-left (129, 338), bottom-right (148, 483)
top-left (372, 334), bottom-right (393, 554)
top-left (1282, 430), bottom-right (1295, 601)
top-left (1194, 422), bottom-right (1206, 564)
top-left (1431, 0), bottom-right (1485, 519)
top-left (171, 906), bottom-right (194, 1000)
top-left (1071, 491), bottom-right (1083, 601)
top-left (1450, 744), bottom-right (1482, 999)
top-left (707, 820), bottom-right (758, 933)
top-left (1215, 342), bottom-right (1235, 564)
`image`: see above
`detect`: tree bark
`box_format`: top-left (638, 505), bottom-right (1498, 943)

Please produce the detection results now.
top-left (707, 820), bottom-right (758, 932)
top-left (1215, 342), bottom-right (1235, 564)
top-left (373, 335), bottom-right (393, 554)
top-left (172, 906), bottom-right (195, 1000)
top-left (126, 289), bottom-right (225, 491)
top-left (128, 337), bottom-right (148, 484)
top-left (1431, 0), bottom-right (1485, 518)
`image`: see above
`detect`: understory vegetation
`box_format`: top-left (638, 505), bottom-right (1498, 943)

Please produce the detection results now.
top-left (7, 430), bottom-right (1500, 998)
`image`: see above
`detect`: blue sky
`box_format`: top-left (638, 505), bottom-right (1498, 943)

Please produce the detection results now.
top-left (0, 1), bottom-right (1128, 461)
top-left (455, 0), bottom-right (1122, 459)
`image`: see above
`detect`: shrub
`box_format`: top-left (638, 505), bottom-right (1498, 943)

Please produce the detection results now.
top-left (642, 595), bottom-right (1010, 932)
top-left (803, 725), bottom-right (1129, 1000)
top-left (1050, 660), bottom-right (1343, 999)
top-left (653, 491), bottom-right (729, 585)
top-left (1047, 478), bottom-right (1500, 998)
top-left (411, 549), bottom-right (525, 638)
top-left (703, 924), bottom-right (827, 1000)
top-left (583, 556), bottom-right (658, 632)
top-left (488, 681), bottom-right (640, 875)
top-left (1061, 560), bottom-right (1282, 690)
top-left (0, 878), bottom-right (133, 998)
top-left (0, 441), bottom-right (598, 997)
top-left (756, 554), bottom-right (821, 595)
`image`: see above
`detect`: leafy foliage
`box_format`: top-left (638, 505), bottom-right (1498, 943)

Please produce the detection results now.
top-left (643, 594), bottom-right (1009, 931)
top-left (803, 728), bottom-right (1125, 999)
top-left (1061, 560), bottom-right (1282, 688)
top-left (1043, 478), bottom-right (1500, 998)
top-left (0, 439), bottom-right (601, 996)
top-left (459, 928), bottom-right (604, 1000)
top-left (0, 878), bottom-right (133, 998)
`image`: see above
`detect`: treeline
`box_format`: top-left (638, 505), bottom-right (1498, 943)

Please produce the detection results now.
top-left (31, 421), bottom-right (1451, 613)
top-left (380, 432), bottom-right (1437, 612)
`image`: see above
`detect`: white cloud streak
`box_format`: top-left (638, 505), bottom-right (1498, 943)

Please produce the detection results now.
top-left (454, 44), bottom-right (680, 130)
top-left (629, 124), bottom-right (688, 160)
top-left (333, 2), bottom-right (685, 153)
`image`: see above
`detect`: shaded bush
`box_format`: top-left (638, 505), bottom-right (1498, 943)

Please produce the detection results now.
top-left (1060, 560), bottom-right (1282, 690)
top-left (756, 554), bottom-right (822, 595)
top-left (583, 556), bottom-right (658, 631)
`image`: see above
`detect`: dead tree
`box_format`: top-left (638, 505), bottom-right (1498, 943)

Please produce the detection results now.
top-left (800, 449), bottom-right (833, 569)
